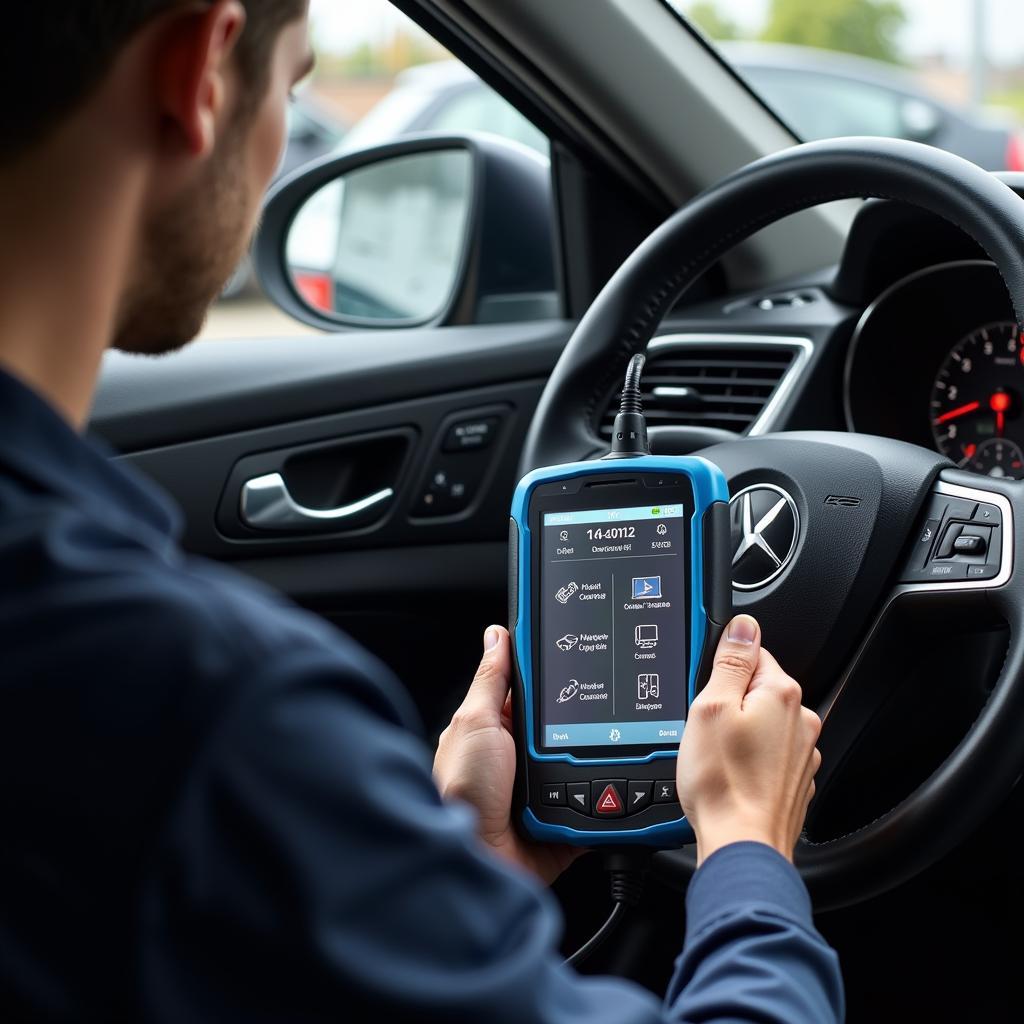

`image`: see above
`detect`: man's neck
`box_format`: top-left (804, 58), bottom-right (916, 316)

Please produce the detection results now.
top-left (0, 126), bottom-right (144, 431)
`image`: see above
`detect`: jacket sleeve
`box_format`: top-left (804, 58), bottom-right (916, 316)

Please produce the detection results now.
top-left (665, 843), bottom-right (845, 1023)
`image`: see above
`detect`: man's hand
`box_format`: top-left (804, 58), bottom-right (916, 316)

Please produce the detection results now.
top-left (433, 626), bottom-right (583, 885)
top-left (678, 614), bottom-right (821, 866)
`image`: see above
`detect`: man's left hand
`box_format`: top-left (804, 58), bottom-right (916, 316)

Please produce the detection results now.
top-left (434, 626), bottom-right (584, 885)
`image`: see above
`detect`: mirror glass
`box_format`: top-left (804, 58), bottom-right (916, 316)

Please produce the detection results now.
top-left (285, 149), bottom-right (473, 325)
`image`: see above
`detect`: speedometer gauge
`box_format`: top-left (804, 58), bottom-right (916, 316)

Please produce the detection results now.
top-left (930, 321), bottom-right (1024, 479)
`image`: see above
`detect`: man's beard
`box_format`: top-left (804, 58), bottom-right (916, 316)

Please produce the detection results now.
top-left (113, 138), bottom-right (253, 356)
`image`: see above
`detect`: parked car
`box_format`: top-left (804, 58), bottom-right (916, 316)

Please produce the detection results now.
top-left (337, 59), bottom-right (549, 156)
top-left (722, 42), bottom-right (1024, 172)
top-left (346, 48), bottom-right (1024, 172)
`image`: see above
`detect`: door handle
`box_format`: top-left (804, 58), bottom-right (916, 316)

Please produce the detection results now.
top-left (240, 472), bottom-right (394, 530)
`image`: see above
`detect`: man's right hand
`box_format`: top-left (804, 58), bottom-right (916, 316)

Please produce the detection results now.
top-left (677, 614), bottom-right (821, 866)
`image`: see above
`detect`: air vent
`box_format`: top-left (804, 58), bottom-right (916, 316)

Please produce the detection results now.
top-left (597, 338), bottom-right (806, 440)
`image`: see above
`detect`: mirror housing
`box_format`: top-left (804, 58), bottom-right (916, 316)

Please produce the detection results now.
top-left (255, 133), bottom-right (557, 331)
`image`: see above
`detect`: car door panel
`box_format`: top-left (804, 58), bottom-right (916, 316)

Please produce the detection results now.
top-left (118, 379), bottom-right (543, 558)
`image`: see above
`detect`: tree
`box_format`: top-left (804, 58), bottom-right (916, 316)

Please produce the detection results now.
top-left (687, 2), bottom-right (742, 41)
top-left (760, 0), bottom-right (906, 64)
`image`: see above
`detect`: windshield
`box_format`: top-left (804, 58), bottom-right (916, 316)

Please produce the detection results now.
top-left (667, 0), bottom-right (1024, 171)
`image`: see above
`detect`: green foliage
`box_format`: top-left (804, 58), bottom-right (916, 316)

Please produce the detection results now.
top-left (761, 0), bottom-right (907, 64)
top-left (687, 1), bottom-right (743, 41)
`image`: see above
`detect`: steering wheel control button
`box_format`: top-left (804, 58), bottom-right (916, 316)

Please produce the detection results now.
top-left (936, 523), bottom-right (964, 559)
top-left (729, 484), bottom-right (800, 591)
top-left (911, 518), bottom-right (942, 568)
top-left (967, 564), bottom-right (998, 579)
top-left (626, 781), bottom-right (652, 814)
top-left (566, 782), bottom-right (591, 815)
top-left (953, 533), bottom-right (986, 555)
top-left (943, 498), bottom-right (978, 521)
top-left (653, 780), bottom-right (677, 804)
top-left (592, 781), bottom-right (626, 817)
top-left (442, 417), bottom-right (500, 453)
top-left (973, 502), bottom-right (1001, 524)
top-left (541, 783), bottom-right (566, 807)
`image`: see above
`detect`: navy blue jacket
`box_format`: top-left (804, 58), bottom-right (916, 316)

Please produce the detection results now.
top-left (0, 368), bottom-right (843, 1021)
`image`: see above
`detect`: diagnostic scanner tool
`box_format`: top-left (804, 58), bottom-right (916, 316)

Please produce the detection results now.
top-left (509, 356), bottom-right (731, 847)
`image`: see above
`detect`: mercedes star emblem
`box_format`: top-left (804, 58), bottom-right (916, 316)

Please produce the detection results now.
top-left (729, 484), bottom-right (799, 591)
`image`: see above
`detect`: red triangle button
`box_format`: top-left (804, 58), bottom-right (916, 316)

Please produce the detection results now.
top-left (595, 784), bottom-right (623, 815)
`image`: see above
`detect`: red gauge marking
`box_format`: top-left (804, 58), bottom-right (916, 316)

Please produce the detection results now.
top-left (933, 400), bottom-right (980, 425)
top-left (963, 442), bottom-right (977, 459)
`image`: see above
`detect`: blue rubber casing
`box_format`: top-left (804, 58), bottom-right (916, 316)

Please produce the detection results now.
top-left (510, 456), bottom-right (730, 847)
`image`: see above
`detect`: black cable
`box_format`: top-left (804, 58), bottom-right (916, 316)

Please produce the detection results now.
top-left (606, 353), bottom-right (650, 459)
top-left (564, 850), bottom-right (650, 968)
top-left (565, 901), bottom-right (627, 967)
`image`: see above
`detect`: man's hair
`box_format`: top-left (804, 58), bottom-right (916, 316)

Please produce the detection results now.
top-left (2, 1), bottom-right (305, 163)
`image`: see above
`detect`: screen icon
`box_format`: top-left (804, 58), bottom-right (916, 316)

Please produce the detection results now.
top-left (608, 728), bottom-right (622, 742)
top-left (555, 634), bottom-right (579, 652)
top-left (556, 680), bottom-right (580, 703)
top-left (637, 673), bottom-right (660, 699)
top-left (559, 530), bottom-right (569, 542)
top-left (656, 523), bottom-right (668, 536)
top-left (555, 581), bottom-right (578, 604)
top-left (635, 624), bottom-right (658, 649)
top-left (632, 576), bottom-right (662, 600)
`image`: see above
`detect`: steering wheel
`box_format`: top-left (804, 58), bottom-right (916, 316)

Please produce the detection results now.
top-left (520, 137), bottom-right (1024, 910)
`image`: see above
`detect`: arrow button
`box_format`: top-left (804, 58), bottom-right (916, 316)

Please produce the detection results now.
top-left (626, 780), bottom-right (652, 814)
top-left (566, 782), bottom-right (591, 816)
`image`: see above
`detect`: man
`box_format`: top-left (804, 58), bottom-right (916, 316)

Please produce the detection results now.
top-left (0, 2), bottom-right (842, 1021)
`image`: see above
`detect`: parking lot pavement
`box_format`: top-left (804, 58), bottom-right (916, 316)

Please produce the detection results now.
top-left (201, 296), bottom-right (327, 341)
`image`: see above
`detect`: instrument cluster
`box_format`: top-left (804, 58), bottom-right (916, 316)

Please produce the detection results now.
top-left (845, 260), bottom-right (1024, 480)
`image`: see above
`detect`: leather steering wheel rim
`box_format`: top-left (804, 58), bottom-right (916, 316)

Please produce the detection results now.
top-left (520, 137), bottom-right (1024, 909)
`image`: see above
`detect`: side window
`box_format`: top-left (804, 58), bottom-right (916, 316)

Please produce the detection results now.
top-left (206, 0), bottom-right (551, 341)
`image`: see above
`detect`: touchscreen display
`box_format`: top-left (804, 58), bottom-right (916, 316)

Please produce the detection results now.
top-left (539, 502), bottom-right (687, 752)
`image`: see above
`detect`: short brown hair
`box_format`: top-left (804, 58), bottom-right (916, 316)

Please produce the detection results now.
top-left (2, 1), bottom-right (306, 162)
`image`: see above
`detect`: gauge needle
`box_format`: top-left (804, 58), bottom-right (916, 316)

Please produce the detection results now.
top-left (933, 400), bottom-right (980, 425)
top-left (990, 391), bottom-right (1011, 437)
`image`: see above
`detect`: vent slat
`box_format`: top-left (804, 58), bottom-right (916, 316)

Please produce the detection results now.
top-left (598, 344), bottom-right (797, 440)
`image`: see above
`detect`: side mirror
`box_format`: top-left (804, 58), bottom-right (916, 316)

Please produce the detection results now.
top-left (255, 133), bottom-right (557, 330)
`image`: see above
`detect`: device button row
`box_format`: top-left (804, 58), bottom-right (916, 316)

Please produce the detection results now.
top-left (546, 779), bottom-right (678, 818)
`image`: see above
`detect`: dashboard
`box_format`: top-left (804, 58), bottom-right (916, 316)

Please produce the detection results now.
top-left (845, 259), bottom-right (1024, 480)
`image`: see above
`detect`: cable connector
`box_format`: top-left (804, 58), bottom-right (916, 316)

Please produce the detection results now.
top-left (606, 353), bottom-right (650, 459)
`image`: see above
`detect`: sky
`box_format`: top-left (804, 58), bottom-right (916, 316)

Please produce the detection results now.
top-left (310, 0), bottom-right (1024, 68)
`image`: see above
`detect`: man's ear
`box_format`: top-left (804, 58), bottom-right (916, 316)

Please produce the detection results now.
top-left (154, 0), bottom-right (248, 159)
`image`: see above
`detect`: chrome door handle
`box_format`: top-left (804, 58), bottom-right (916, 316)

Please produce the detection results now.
top-left (240, 473), bottom-right (394, 530)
